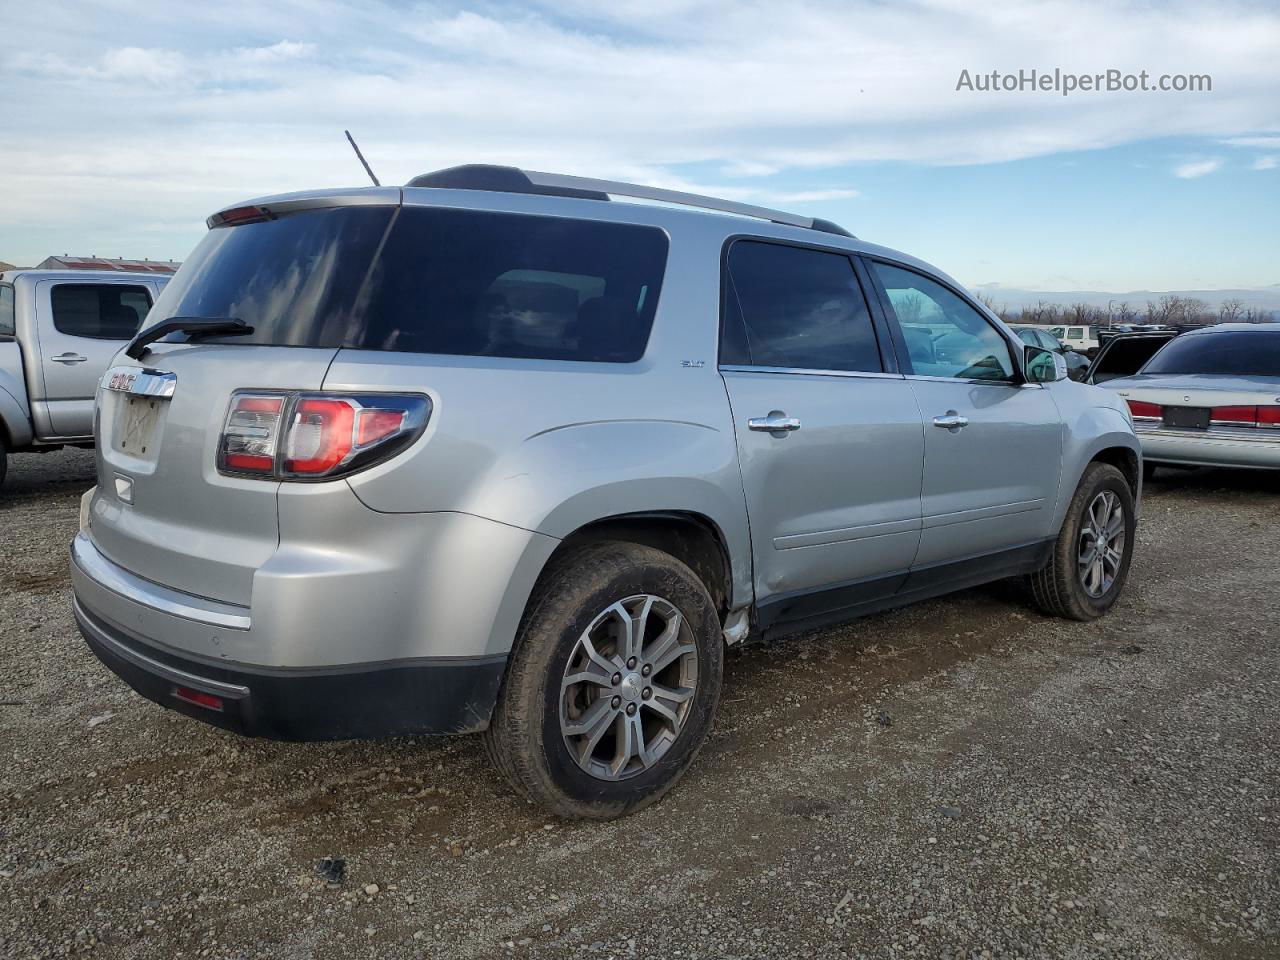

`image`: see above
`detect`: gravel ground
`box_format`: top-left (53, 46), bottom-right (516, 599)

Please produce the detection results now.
top-left (1, 448), bottom-right (1277, 960)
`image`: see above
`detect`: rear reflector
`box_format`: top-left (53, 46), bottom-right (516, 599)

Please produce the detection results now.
top-left (1210, 405), bottom-right (1280, 428)
top-left (218, 391), bottom-right (430, 481)
top-left (1126, 400), bottom-right (1162, 420)
top-left (172, 686), bottom-right (224, 712)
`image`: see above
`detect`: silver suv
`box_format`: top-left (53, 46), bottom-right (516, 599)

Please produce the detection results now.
top-left (70, 166), bottom-right (1142, 819)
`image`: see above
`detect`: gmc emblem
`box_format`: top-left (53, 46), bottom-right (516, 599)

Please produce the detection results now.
top-left (109, 372), bottom-right (137, 392)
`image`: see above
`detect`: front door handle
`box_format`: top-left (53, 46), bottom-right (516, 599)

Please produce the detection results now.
top-left (748, 412), bottom-right (802, 434)
top-left (932, 411), bottom-right (969, 431)
top-left (51, 353), bottom-right (88, 364)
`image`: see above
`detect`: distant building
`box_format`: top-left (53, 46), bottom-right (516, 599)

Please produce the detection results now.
top-left (34, 255), bottom-right (181, 274)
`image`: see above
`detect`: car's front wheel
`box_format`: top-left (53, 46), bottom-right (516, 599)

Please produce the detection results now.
top-left (1028, 462), bottom-right (1136, 621)
top-left (484, 541), bottom-right (724, 819)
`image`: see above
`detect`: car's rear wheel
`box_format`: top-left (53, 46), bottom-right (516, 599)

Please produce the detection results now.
top-left (0, 433), bottom-right (7, 489)
top-left (1028, 462), bottom-right (1135, 621)
top-left (484, 541), bottom-right (724, 819)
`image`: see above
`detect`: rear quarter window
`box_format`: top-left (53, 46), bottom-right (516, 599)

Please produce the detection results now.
top-left (50, 284), bottom-right (152, 339)
top-left (0, 284), bottom-right (13, 337)
top-left (359, 207), bottom-right (668, 362)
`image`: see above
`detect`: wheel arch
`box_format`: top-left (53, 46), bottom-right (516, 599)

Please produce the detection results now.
top-left (1053, 425), bottom-right (1143, 535)
top-left (546, 511), bottom-right (734, 619)
top-left (1089, 445), bottom-right (1140, 497)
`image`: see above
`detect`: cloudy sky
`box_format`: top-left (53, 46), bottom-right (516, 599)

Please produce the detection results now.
top-left (2, 0), bottom-right (1278, 291)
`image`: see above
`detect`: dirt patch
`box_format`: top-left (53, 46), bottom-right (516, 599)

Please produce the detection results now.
top-left (1, 455), bottom-right (1277, 959)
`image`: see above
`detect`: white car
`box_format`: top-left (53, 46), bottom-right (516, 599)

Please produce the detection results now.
top-left (1048, 324), bottom-right (1099, 356)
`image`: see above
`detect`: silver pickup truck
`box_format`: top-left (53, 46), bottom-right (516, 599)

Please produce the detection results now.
top-left (0, 269), bottom-right (169, 486)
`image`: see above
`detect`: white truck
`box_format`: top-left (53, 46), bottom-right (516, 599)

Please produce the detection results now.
top-left (1047, 324), bottom-right (1100, 357)
top-left (0, 269), bottom-right (169, 486)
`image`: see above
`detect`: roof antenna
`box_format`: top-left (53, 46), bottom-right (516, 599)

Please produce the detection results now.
top-left (344, 130), bottom-right (381, 186)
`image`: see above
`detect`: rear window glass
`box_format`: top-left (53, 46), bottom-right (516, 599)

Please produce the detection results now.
top-left (147, 205), bottom-right (668, 362)
top-left (51, 284), bottom-right (152, 339)
top-left (1142, 331), bottom-right (1280, 377)
top-left (146, 206), bottom-right (394, 349)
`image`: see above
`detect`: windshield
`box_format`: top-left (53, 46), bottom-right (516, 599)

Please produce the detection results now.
top-left (146, 204), bottom-right (669, 363)
top-left (1141, 330), bottom-right (1280, 377)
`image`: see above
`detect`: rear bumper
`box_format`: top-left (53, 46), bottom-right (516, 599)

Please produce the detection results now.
top-left (1137, 427), bottom-right (1280, 470)
top-left (74, 596), bottom-right (506, 740)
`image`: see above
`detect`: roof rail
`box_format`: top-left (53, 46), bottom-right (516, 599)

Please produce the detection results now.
top-left (405, 164), bottom-right (854, 238)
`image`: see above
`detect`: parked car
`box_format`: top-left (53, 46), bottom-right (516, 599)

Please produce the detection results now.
top-left (1047, 323), bottom-right (1100, 356)
top-left (1089, 323), bottom-right (1280, 475)
top-left (1009, 324), bottom-right (1090, 381)
top-left (70, 166), bottom-right (1142, 819)
top-left (0, 269), bottom-right (169, 486)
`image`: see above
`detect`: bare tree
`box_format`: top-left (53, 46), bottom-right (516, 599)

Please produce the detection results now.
top-left (1147, 295), bottom-right (1211, 325)
top-left (1112, 301), bottom-right (1137, 325)
top-left (1218, 298), bottom-right (1245, 323)
top-left (1021, 301), bottom-right (1062, 325)
top-left (894, 291), bottom-right (926, 325)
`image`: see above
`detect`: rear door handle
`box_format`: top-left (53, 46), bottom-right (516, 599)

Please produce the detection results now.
top-left (51, 353), bottom-right (88, 364)
top-left (748, 413), bottom-right (802, 433)
top-left (932, 411), bottom-right (969, 431)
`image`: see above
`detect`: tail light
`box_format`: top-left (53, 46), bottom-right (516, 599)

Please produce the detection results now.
top-left (1210, 405), bottom-right (1280, 428)
top-left (1125, 400), bottom-right (1162, 420)
top-left (218, 392), bottom-right (430, 480)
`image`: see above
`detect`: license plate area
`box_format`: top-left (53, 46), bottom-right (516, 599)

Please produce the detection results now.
top-left (103, 366), bottom-right (176, 464)
top-left (113, 395), bottom-right (165, 458)
top-left (1163, 406), bottom-right (1210, 430)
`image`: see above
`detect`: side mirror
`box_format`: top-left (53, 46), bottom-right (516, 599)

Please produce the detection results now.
top-left (1025, 345), bottom-right (1068, 383)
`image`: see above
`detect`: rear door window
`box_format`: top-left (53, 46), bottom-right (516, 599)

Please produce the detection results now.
top-left (50, 284), bottom-right (152, 339)
top-left (721, 240), bottom-right (882, 373)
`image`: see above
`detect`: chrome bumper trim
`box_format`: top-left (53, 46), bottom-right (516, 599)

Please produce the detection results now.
top-left (71, 532), bottom-right (252, 631)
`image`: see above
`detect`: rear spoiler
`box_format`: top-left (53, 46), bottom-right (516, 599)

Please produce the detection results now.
top-left (206, 187), bottom-right (401, 230)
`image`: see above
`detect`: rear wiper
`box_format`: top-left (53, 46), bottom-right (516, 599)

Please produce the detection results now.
top-left (125, 317), bottom-right (253, 360)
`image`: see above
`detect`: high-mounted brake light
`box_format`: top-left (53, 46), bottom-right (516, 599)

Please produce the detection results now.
top-left (218, 392), bottom-right (430, 481)
top-left (1125, 400), bottom-right (1162, 420)
top-left (210, 205), bottom-right (273, 227)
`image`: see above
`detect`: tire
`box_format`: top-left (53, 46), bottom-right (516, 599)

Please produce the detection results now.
top-left (484, 541), bottom-right (724, 820)
top-left (1028, 462), bottom-right (1135, 621)
top-left (0, 433), bottom-right (7, 489)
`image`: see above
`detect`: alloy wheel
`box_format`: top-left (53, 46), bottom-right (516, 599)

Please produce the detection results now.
top-left (1078, 490), bottom-right (1126, 598)
top-left (559, 594), bottom-right (699, 781)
